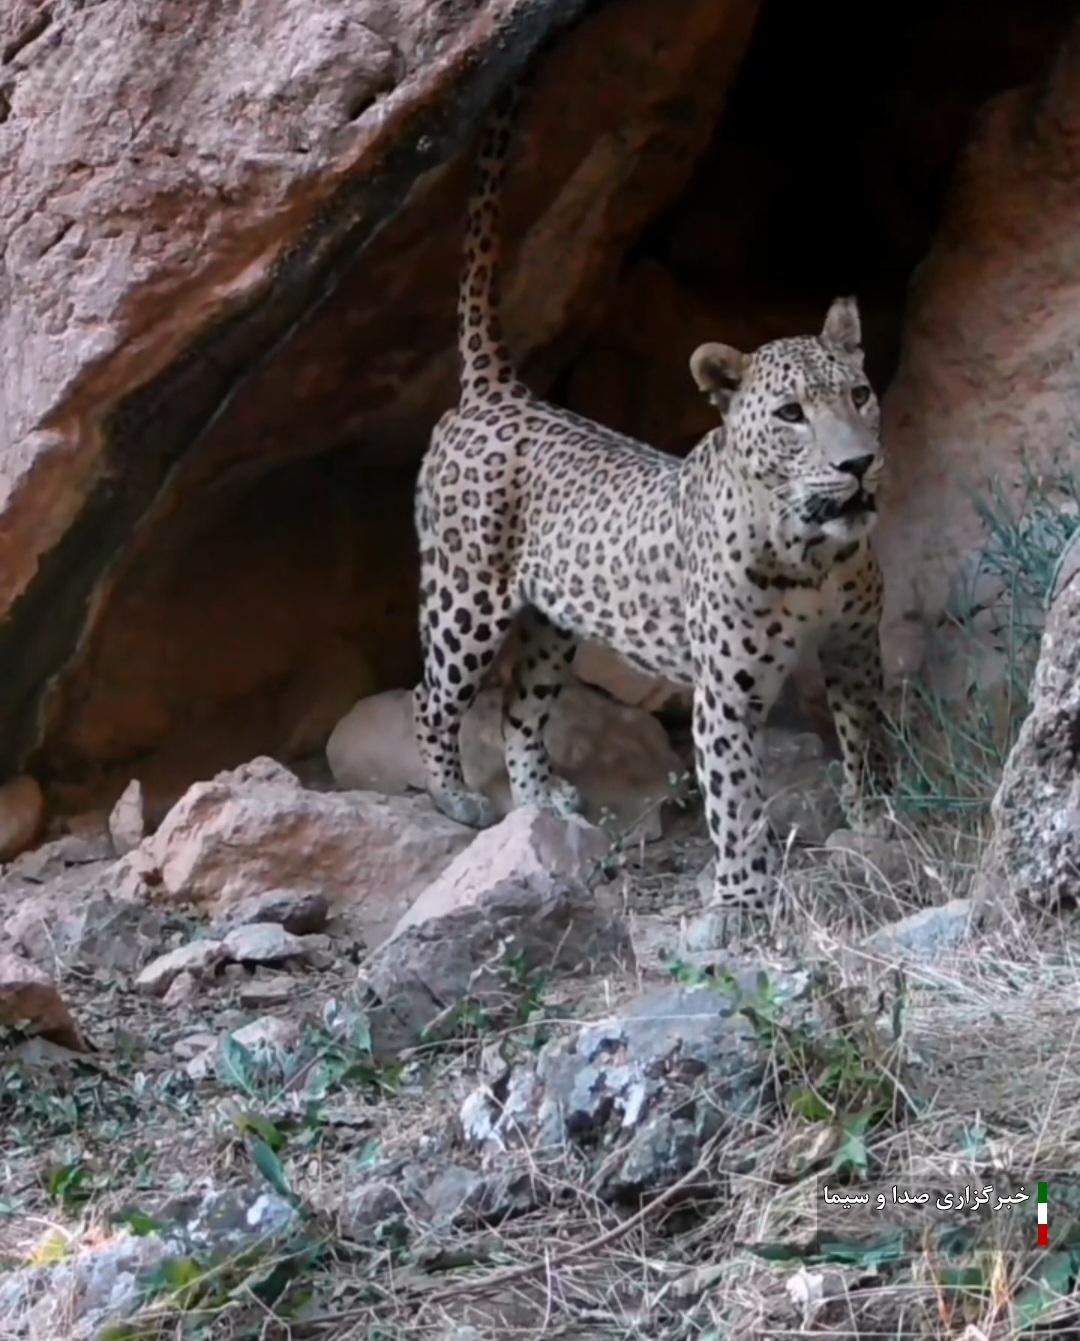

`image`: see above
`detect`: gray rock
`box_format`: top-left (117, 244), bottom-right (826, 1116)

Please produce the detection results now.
top-left (359, 877), bottom-right (632, 1059)
top-left (864, 899), bottom-right (976, 958)
top-left (607, 1113), bottom-right (700, 1199)
top-left (8, 895), bottom-right (170, 974)
top-left (977, 572), bottom-right (1080, 911)
top-left (826, 830), bottom-right (913, 889)
top-left (135, 938), bottom-right (226, 996)
top-left (0, 1182), bottom-right (295, 1339)
top-left (461, 976), bottom-right (802, 1196)
top-left (221, 921), bottom-right (326, 965)
top-left (238, 975), bottom-right (299, 1008)
top-left (212, 888), bottom-right (329, 936)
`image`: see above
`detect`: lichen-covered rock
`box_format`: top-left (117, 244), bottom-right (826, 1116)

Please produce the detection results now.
top-left (460, 975), bottom-right (807, 1197)
top-left (977, 571), bottom-right (1080, 909)
top-left (0, 1181), bottom-right (295, 1341)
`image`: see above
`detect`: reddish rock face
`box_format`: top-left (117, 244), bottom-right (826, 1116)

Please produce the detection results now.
top-left (2, 0), bottom-right (1077, 816)
top-left (876, 19), bottom-right (1080, 677)
top-left (0, 0), bottom-right (760, 802)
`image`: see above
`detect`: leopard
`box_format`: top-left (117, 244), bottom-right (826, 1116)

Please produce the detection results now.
top-left (412, 89), bottom-right (891, 938)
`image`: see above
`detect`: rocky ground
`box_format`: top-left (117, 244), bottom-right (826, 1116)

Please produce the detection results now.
top-left (1, 695), bottom-right (1078, 1341)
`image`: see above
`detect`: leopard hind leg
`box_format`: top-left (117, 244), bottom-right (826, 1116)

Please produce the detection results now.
top-left (502, 607), bottom-right (584, 818)
top-left (414, 548), bottom-right (516, 829)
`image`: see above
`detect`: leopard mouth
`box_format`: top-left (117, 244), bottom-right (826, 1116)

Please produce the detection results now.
top-left (806, 490), bottom-right (877, 526)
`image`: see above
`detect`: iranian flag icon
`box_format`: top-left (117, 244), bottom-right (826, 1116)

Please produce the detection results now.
top-left (1038, 1182), bottom-right (1048, 1247)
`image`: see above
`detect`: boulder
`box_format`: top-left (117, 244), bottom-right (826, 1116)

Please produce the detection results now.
top-left (460, 976), bottom-right (805, 1196)
top-left (117, 757), bottom-right (472, 948)
top-left (391, 806), bottom-right (609, 938)
top-left (360, 878), bottom-right (631, 1058)
top-left (0, 952), bottom-right (85, 1051)
top-left (0, 0), bottom-right (762, 814)
top-left (328, 682), bottom-right (685, 841)
top-left (0, 775), bottom-right (45, 861)
top-left (976, 569), bottom-right (1080, 910)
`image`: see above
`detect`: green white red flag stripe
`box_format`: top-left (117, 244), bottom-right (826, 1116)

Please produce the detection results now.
top-left (1038, 1181), bottom-right (1048, 1247)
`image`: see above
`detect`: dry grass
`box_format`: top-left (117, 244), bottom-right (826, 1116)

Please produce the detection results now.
top-left (4, 806), bottom-right (1080, 1341)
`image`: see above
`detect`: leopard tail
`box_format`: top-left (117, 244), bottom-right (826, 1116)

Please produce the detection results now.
top-left (457, 86), bottom-right (520, 405)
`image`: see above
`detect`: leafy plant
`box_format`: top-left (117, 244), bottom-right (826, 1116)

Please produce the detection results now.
top-left (887, 462), bottom-right (1080, 816)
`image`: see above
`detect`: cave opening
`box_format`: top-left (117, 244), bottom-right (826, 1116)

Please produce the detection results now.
top-left (560, 0), bottom-right (1076, 450)
top-left (37, 0), bottom-right (1077, 818)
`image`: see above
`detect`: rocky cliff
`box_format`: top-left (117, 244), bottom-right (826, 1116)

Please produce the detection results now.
top-left (1, 0), bottom-right (1077, 815)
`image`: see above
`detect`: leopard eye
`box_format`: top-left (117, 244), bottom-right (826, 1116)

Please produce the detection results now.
top-left (852, 385), bottom-right (872, 409)
top-left (775, 402), bottom-right (806, 424)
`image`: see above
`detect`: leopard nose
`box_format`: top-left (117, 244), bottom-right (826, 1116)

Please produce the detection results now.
top-left (835, 454), bottom-right (875, 479)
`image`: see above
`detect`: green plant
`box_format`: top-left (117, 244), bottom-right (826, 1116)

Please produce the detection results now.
top-left (887, 463), bottom-right (1080, 816)
top-left (418, 945), bottom-right (557, 1052)
top-left (678, 966), bottom-right (909, 1162)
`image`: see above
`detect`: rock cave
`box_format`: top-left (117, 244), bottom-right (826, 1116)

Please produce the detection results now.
top-left (1, 0), bottom-right (1077, 819)
top-left (4, 4), bottom-right (1080, 1335)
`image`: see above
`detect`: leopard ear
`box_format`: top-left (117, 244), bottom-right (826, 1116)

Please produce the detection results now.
top-left (690, 342), bottom-right (749, 414)
top-left (821, 296), bottom-right (862, 358)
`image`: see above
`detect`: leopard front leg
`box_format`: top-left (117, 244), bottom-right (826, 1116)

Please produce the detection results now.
top-left (821, 552), bottom-right (892, 834)
top-left (687, 654), bottom-right (778, 945)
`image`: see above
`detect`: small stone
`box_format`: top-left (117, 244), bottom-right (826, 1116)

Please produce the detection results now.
top-left (230, 1015), bottom-right (302, 1052)
top-left (162, 971), bottom-right (198, 1007)
top-left (173, 1031), bottom-right (218, 1061)
top-left (222, 922), bottom-right (323, 965)
top-left (109, 779), bottom-right (146, 856)
top-left (0, 776), bottom-right (45, 862)
top-left (238, 976), bottom-right (297, 1008)
top-left (136, 939), bottom-right (226, 997)
top-left (213, 889), bottom-right (329, 936)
